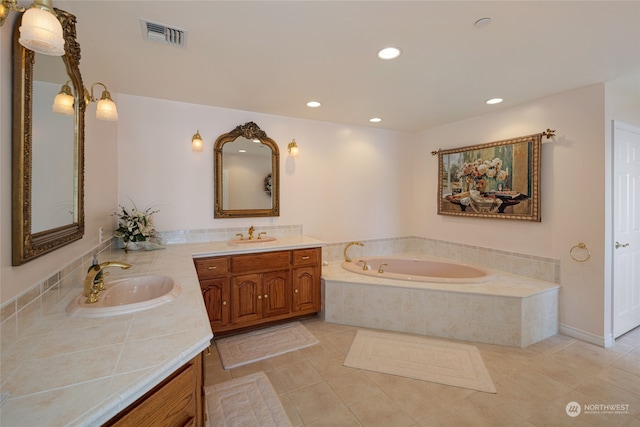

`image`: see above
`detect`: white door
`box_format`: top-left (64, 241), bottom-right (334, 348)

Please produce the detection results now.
top-left (613, 121), bottom-right (640, 338)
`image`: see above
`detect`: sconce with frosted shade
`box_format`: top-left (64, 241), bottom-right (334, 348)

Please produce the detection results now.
top-left (0, 0), bottom-right (65, 56)
top-left (288, 139), bottom-right (299, 158)
top-left (192, 130), bottom-right (203, 152)
top-left (52, 81), bottom-right (74, 115)
top-left (85, 82), bottom-right (118, 121)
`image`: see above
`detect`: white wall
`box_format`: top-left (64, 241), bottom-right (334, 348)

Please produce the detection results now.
top-left (414, 84), bottom-right (609, 340)
top-left (115, 94), bottom-right (414, 243)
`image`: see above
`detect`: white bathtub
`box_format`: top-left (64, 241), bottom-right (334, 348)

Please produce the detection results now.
top-left (341, 257), bottom-right (494, 283)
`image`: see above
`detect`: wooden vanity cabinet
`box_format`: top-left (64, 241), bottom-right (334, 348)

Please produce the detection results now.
top-left (103, 353), bottom-right (204, 427)
top-left (194, 247), bottom-right (321, 334)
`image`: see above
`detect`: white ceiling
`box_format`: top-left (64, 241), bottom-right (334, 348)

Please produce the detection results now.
top-left (54, 1), bottom-right (640, 133)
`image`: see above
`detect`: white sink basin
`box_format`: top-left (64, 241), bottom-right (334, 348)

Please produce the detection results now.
top-left (227, 236), bottom-right (277, 246)
top-left (66, 275), bottom-right (181, 318)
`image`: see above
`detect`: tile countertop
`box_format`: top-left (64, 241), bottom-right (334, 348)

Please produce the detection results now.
top-left (0, 236), bottom-right (325, 427)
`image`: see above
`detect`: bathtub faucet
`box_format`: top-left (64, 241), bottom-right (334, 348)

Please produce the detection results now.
top-left (343, 241), bottom-right (364, 262)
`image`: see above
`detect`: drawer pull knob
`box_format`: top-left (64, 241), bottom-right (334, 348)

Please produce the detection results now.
top-left (264, 294), bottom-right (268, 299)
top-left (294, 289), bottom-right (299, 293)
top-left (302, 256), bottom-right (310, 260)
top-left (222, 301), bottom-right (227, 306)
top-left (258, 295), bottom-right (262, 300)
top-left (207, 266), bottom-right (217, 270)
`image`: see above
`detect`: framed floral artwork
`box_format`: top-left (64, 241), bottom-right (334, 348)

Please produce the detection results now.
top-left (437, 133), bottom-right (542, 221)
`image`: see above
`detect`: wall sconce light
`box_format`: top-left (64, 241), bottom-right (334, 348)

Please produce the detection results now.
top-left (287, 139), bottom-right (300, 158)
top-left (85, 82), bottom-right (118, 121)
top-left (52, 80), bottom-right (74, 115)
top-left (191, 130), bottom-right (203, 152)
top-left (0, 0), bottom-right (65, 56)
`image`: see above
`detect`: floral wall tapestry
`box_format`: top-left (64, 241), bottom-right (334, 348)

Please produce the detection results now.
top-left (437, 133), bottom-right (542, 221)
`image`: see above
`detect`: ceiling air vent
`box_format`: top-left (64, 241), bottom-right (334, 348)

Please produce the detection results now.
top-left (140, 19), bottom-right (188, 48)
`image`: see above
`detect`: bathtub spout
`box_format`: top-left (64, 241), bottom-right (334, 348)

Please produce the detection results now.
top-left (343, 241), bottom-right (364, 262)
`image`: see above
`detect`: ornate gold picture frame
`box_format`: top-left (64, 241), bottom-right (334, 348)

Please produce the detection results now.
top-left (437, 133), bottom-right (542, 221)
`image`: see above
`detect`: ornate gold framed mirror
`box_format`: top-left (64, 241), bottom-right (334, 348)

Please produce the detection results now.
top-left (12, 8), bottom-right (85, 265)
top-left (214, 122), bottom-right (280, 218)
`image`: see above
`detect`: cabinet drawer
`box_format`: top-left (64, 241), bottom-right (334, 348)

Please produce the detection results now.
top-left (293, 248), bottom-right (320, 267)
top-left (194, 257), bottom-right (229, 279)
top-left (231, 251), bottom-right (290, 272)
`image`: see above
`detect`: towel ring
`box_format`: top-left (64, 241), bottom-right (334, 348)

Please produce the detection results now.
top-left (570, 243), bottom-right (591, 262)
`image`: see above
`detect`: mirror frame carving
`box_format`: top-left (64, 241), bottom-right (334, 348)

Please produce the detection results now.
top-left (12, 8), bottom-right (85, 265)
top-left (214, 122), bottom-right (280, 218)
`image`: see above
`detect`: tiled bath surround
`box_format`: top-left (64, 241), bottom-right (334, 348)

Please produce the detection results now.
top-left (322, 236), bottom-right (560, 348)
top-left (1, 226), bottom-right (560, 353)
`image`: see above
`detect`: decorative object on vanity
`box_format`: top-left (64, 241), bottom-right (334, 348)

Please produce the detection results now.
top-left (191, 129), bottom-right (203, 151)
top-left (214, 121), bottom-right (280, 218)
top-left (11, 7), bottom-right (85, 265)
top-left (205, 372), bottom-right (291, 426)
top-left (215, 321), bottom-right (318, 369)
top-left (1, 0), bottom-right (65, 56)
top-left (344, 329), bottom-right (496, 393)
top-left (434, 130), bottom-right (554, 222)
top-left (113, 204), bottom-right (160, 252)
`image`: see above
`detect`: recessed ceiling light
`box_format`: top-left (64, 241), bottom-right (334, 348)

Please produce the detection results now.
top-left (474, 17), bottom-right (492, 29)
top-left (369, 117), bottom-right (382, 123)
top-left (377, 47), bottom-right (401, 60)
top-left (252, 139), bottom-right (260, 143)
top-left (239, 149), bottom-right (246, 153)
top-left (306, 101), bottom-right (321, 108)
top-left (486, 98), bottom-right (503, 105)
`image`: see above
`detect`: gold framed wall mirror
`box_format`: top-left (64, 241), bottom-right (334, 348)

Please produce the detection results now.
top-left (12, 8), bottom-right (85, 265)
top-left (214, 122), bottom-right (280, 218)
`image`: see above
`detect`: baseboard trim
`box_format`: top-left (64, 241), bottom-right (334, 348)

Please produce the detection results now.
top-left (559, 324), bottom-right (610, 347)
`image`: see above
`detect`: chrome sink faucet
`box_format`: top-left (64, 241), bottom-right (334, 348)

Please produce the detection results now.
top-left (343, 241), bottom-right (364, 262)
top-left (84, 261), bottom-right (132, 302)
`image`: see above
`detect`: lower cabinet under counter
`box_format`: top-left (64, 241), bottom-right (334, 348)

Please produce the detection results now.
top-left (194, 247), bottom-right (322, 335)
top-left (102, 353), bottom-right (204, 427)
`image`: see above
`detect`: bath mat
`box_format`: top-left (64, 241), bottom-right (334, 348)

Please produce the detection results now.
top-left (205, 371), bottom-right (291, 427)
top-left (216, 321), bottom-right (318, 369)
top-left (344, 329), bottom-right (496, 393)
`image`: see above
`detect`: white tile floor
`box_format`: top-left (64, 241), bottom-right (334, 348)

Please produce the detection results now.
top-left (205, 319), bottom-right (640, 426)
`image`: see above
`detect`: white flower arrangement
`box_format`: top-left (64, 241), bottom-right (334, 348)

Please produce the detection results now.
top-left (113, 204), bottom-right (159, 252)
top-left (458, 157), bottom-right (508, 190)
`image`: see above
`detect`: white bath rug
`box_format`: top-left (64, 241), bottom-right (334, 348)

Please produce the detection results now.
top-left (344, 329), bottom-right (496, 393)
top-left (205, 371), bottom-right (291, 427)
top-left (215, 321), bottom-right (319, 369)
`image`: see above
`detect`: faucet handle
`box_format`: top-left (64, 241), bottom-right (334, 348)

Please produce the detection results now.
top-left (358, 259), bottom-right (370, 271)
top-left (378, 263), bottom-right (388, 274)
top-left (258, 232), bottom-right (267, 240)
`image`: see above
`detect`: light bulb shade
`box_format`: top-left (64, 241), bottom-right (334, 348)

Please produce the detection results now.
top-left (192, 131), bottom-right (203, 152)
top-left (288, 140), bottom-right (300, 158)
top-left (96, 97), bottom-right (118, 121)
top-left (52, 90), bottom-right (74, 115)
top-left (18, 7), bottom-right (65, 56)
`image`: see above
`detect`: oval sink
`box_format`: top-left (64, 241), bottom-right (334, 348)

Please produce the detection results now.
top-left (66, 275), bottom-right (181, 318)
top-left (227, 236), bottom-right (277, 246)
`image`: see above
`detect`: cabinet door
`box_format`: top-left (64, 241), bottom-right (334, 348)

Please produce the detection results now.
top-left (292, 266), bottom-right (320, 312)
top-left (262, 270), bottom-right (291, 318)
top-left (231, 274), bottom-right (262, 325)
top-left (200, 278), bottom-right (230, 329)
